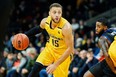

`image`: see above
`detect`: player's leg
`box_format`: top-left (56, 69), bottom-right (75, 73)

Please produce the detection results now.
top-left (84, 60), bottom-right (104, 77)
top-left (28, 62), bottom-right (44, 77)
top-left (83, 71), bottom-right (94, 77)
top-left (53, 56), bottom-right (71, 77)
top-left (39, 68), bottom-right (48, 77)
top-left (28, 47), bottom-right (54, 77)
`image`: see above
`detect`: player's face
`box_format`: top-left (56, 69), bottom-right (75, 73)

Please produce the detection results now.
top-left (49, 7), bottom-right (62, 23)
top-left (95, 21), bottom-right (105, 34)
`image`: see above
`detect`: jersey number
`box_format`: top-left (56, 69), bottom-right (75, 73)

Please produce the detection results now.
top-left (52, 39), bottom-right (59, 47)
top-left (111, 31), bottom-right (116, 35)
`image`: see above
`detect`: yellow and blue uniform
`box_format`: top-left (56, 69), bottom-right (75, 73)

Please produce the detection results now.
top-left (88, 28), bottom-right (116, 77)
top-left (101, 28), bottom-right (116, 67)
top-left (36, 16), bottom-right (71, 77)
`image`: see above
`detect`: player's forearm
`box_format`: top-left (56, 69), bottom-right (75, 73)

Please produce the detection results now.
top-left (54, 47), bottom-right (73, 66)
top-left (25, 26), bottom-right (44, 37)
top-left (99, 38), bottom-right (109, 56)
top-left (99, 38), bottom-right (116, 73)
top-left (105, 56), bottom-right (116, 74)
top-left (99, 39), bottom-right (116, 73)
top-left (101, 48), bottom-right (116, 74)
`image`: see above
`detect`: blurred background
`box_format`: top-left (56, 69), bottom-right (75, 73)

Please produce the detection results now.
top-left (0, 0), bottom-right (116, 77)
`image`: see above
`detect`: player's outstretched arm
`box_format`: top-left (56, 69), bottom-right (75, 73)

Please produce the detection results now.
top-left (98, 37), bottom-right (116, 74)
top-left (25, 18), bottom-right (46, 37)
top-left (25, 26), bottom-right (43, 37)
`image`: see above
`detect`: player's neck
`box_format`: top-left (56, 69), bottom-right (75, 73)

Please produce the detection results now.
top-left (51, 20), bottom-right (58, 28)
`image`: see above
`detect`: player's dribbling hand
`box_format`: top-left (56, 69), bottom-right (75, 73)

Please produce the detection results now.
top-left (46, 64), bottom-right (57, 74)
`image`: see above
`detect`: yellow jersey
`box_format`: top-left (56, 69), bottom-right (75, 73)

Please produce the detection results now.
top-left (44, 16), bottom-right (68, 54)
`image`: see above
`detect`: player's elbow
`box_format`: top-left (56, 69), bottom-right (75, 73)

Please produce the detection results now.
top-left (112, 70), bottom-right (116, 74)
top-left (68, 47), bottom-right (74, 54)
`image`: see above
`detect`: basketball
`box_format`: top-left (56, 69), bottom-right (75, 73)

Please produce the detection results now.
top-left (12, 33), bottom-right (29, 50)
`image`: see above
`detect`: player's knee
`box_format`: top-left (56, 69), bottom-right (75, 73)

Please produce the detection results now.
top-left (28, 62), bottom-right (44, 77)
top-left (32, 62), bottom-right (44, 71)
top-left (83, 71), bottom-right (94, 77)
top-left (30, 62), bottom-right (44, 74)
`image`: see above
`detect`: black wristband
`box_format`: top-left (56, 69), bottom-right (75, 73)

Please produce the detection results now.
top-left (25, 26), bottom-right (43, 38)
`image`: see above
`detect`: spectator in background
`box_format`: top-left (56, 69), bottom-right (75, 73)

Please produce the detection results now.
top-left (0, 48), bottom-right (9, 66)
top-left (83, 38), bottom-right (95, 50)
top-left (76, 20), bottom-right (90, 36)
top-left (77, 20), bottom-right (86, 35)
top-left (3, 35), bottom-right (14, 52)
top-left (89, 30), bottom-right (95, 43)
top-left (21, 47), bottom-right (38, 77)
top-left (6, 52), bottom-right (27, 77)
top-left (81, 34), bottom-right (88, 47)
top-left (1, 52), bottom-right (15, 76)
top-left (68, 48), bottom-right (81, 77)
top-left (35, 33), bottom-right (47, 54)
top-left (77, 48), bottom-right (98, 77)
top-left (71, 50), bottom-right (87, 77)
top-left (71, 18), bottom-right (79, 33)
top-left (0, 48), bottom-right (9, 77)
top-left (74, 32), bottom-right (83, 48)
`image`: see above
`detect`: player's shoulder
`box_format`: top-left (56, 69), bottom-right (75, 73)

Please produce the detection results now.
top-left (99, 28), bottom-right (114, 44)
top-left (40, 17), bottom-right (47, 29)
top-left (99, 35), bottom-right (111, 46)
top-left (41, 18), bottom-right (47, 24)
top-left (63, 20), bottom-right (71, 30)
top-left (62, 20), bottom-right (72, 35)
top-left (106, 28), bottom-right (116, 32)
top-left (102, 28), bottom-right (116, 37)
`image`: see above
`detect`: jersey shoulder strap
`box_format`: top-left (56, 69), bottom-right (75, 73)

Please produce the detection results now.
top-left (102, 28), bottom-right (116, 43)
top-left (58, 17), bottom-right (67, 29)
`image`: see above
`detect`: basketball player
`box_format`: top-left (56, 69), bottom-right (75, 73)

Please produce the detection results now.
top-left (25, 3), bottom-right (74, 77)
top-left (84, 18), bottom-right (116, 77)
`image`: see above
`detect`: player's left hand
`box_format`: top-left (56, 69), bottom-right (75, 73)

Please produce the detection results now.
top-left (46, 64), bottom-right (57, 74)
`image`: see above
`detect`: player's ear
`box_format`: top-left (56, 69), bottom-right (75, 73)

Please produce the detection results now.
top-left (104, 25), bottom-right (108, 30)
top-left (49, 11), bottom-right (50, 16)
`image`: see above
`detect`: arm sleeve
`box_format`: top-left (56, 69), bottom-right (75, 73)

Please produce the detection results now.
top-left (24, 26), bottom-right (44, 38)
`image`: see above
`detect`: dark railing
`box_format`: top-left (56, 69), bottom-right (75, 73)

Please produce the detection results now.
top-left (85, 7), bottom-right (116, 27)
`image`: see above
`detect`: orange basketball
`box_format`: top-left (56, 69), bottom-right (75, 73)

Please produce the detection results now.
top-left (12, 33), bottom-right (29, 50)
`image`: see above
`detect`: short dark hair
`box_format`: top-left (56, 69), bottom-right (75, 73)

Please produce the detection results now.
top-left (97, 17), bottom-right (109, 27)
top-left (49, 3), bottom-right (62, 10)
top-left (87, 48), bottom-right (93, 53)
